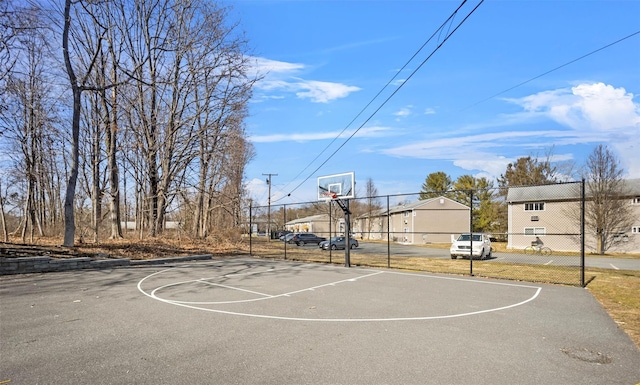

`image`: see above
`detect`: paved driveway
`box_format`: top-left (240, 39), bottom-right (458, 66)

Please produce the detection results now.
top-left (346, 242), bottom-right (640, 270)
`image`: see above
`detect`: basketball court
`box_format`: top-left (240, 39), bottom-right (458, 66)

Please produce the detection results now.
top-left (138, 258), bottom-right (542, 322)
top-left (2, 256), bottom-right (639, 384)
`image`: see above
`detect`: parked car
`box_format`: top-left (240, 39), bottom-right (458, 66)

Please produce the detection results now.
top-left (450, 233), bottom-right (492, 260)
top-left (277, 230), bottom-right (293, 240)
top-left (281, 233), bottom-right (296, 242)
top-left (319, 236), bottom-right (359, 250)
top-left (289, 233), bottom-right (327, 246)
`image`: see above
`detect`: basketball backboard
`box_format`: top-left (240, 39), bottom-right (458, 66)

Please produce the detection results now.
top-left (318, 172), bottom-right (355, 201)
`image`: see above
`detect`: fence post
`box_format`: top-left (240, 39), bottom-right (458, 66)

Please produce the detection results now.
top-left (345, 200), bottom-right (351, 268)
top-left (469, 189), bottom-right (474, 276)
top-left (581, 179), bottom-right (585, 287)
top-left (329, 201), bottom-right (332, 264)
top-left (387, 195), bottom-right (391, 268)
top-left (283, 204), bottom-right (287, 260)
top-left (249, 203), bottom-right (253, 256)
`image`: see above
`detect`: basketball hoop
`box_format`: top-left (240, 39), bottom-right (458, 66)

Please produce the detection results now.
top-left (321, 191), bottom-right (337, 200)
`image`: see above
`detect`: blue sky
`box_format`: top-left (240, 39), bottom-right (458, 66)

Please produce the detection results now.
top-left (226, 0), bottom-right (640, 206)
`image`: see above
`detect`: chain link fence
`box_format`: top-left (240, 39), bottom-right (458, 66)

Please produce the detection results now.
top-left (249, 181), bottom-right (591, 286)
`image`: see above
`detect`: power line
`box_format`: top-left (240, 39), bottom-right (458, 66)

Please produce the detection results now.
top-left (276, 0), bottom-right (470, 189)
top-left (465, 29), bottom-right (640, 109)
top-left (272, 0), bottom-right (484, 202)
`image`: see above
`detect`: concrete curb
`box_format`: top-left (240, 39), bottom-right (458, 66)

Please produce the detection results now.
top-left (0, 254), bottom-right (214, 275)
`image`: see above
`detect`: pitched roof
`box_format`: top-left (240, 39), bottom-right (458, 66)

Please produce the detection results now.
top-left (357, 196), bottom-right (468, 218)
top-left (506, 179), bottom-right (640, 203)
top-left (285, 214), bottom-right (329, 225)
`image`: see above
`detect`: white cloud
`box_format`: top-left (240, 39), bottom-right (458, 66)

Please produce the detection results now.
top-left (383, 83), bottom-right (640, 179)
top-left (453, 157), bottom-right (511, 179)
top-left (383, 130), bottom-right (562, 158)
top-left (293, 80), bottom-right (361, 103)
top-left (424, 108), bottom-right (436, 115)
top-left (393, 105), bottom-right (412, 118)
top-left (512, 83), bottom-right (640, 131)
top-left (382, 83), bottom-right (640, 177)
top-left (250, 125), bottom-right (393, 143)
top-left (250, 57), bottom-right (361, 103)
top-left (245, 178), bottom-right (268, 204)
top-left (508, 82), bottom-right (640, 177)
top-left (245, 176), bottom-right (318, 206)
top-left (250, 57), bottom-right (305, 74)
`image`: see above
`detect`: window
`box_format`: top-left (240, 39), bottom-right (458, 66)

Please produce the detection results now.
top-left (632, 197), bottom-right (640, 205)
top-left (613, 232), bottom-right (629, 242)
top-left (524, 227), bottom-right (545, 235)
top-left (632, 226), bottom-right (640, 234)
top-left (524, 202), bottom-right (545, 211)
top-left (403, 211), bottom-right (410, 217)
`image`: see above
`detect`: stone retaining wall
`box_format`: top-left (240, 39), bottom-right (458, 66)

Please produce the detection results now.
top-left (0, 254), bottom-right (213, 275)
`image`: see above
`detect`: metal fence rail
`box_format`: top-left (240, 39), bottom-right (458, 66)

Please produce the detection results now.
top-left (249, 182), bottom-right (587, 286)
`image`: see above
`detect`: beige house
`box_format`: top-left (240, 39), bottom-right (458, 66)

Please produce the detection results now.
top-left (355, 196), bottom-right (470, 244)
top-left (285, 214), bottom-right (331, 236)
top-left (507, 180), bottom-right (640, 254)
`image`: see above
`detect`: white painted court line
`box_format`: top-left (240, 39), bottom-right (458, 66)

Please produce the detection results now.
top-left (197, 280), bottom-right (273, 297)
top-left (207, 266), bottom-right (293, 279)
top-left (141, 264), bottom-right (295, 304)
top-left (151, 270), bottom-right (384, 305)
top-left (137, 261), bottom-right (543, 322)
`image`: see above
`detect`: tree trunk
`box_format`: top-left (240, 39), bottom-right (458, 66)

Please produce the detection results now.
top-left (0, 181), bottom-right (7, 242)
top-left (92, 111), bottom-right (101, 243)
top-left (104, 78), bottom-right (122, 239)
top-left (62, 0), bottom-right (80, 247)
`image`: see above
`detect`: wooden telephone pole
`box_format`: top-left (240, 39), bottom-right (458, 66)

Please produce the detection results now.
top-left (263, 173), bottom-right (277, 240)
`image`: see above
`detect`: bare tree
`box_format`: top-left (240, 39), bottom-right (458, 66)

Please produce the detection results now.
top-left (0, 0), bottom-right (25, 99)
top-left (72, 0), bottom-right (128, 243)
top-left (0, 6), bottom-right (61, 242)
top-left (0, 0), bottom-right (255, 244)
top-left (103, 10), bottom-right (123, 240)
top-left (582, 144), bottom-right (635, 254)
top-left (363, 178), bottom-right (380, 239)
top-left (117, 0), bottom-right (254, 238)
top-left (61, 0), bottom-right (101, 246)
top-left (60, 0), bottom-right (137, 245)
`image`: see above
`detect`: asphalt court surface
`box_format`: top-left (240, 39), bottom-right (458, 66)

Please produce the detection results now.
top-left (138, 259), bottom-right (543, 321)
top-left (2, 256), bottom-right (640, 384)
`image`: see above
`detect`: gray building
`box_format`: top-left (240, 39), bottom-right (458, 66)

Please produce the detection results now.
top-left (355, 196), bottom-right (470, 244)
top-left (507, 179), bottom-right (640, 254)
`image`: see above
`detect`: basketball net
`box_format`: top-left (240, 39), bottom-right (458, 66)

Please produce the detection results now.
top-left (321, 191), bottom-right (337, 199)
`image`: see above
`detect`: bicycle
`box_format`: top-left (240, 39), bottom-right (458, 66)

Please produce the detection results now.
top-left (524, 245), bottom-right (552, 255)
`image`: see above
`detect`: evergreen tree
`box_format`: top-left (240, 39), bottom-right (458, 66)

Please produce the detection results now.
top-left (419, 172), bottom-right (453, 200)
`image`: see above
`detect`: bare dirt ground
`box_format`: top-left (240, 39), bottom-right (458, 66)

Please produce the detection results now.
top-left (0, 236), bottom-right (248, 260)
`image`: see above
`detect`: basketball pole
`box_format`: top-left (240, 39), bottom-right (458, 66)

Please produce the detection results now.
top-left (318, 172), bottom-right (355, 268)
top-left (345, 200), bottom-right (351, 268)
top-left (334, 198), bottom-right (352, 267)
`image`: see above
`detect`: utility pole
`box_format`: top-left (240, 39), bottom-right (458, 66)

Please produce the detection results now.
top-left (263, 173), bottom-right (277, 240)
